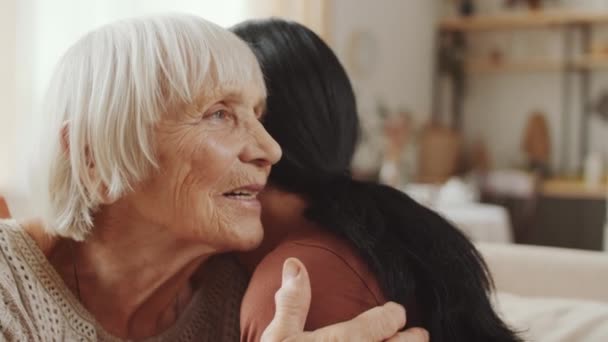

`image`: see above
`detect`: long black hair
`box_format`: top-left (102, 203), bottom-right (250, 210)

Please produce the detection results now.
top-left (232, 19), bottom-right (520, 342)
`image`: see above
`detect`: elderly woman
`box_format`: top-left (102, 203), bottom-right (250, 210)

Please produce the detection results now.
top-left (0, 15), bottom-right (417, 341)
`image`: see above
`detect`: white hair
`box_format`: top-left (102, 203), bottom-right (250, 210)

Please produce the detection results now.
top-left (30, 14), bottom-right (265, 241)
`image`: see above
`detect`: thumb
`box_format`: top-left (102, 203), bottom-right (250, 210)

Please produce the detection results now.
top-left (261, 258), bottom-right (311, 342)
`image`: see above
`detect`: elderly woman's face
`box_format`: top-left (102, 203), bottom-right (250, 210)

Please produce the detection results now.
top-left (131, 82), bottom-right (281, 251)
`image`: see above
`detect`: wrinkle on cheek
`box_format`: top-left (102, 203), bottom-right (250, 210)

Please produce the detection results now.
top-left (157, 121), bottom-right (201, 157)
top-left (158, 150), bottom-right (195, 224)
top-left (172, 167), bottom-right (195, 222)
top-left (207, 200), bottom-right (239, 243)
top-left (190, 135), bottom-right (240, 187)
top-left (174, 130), bottom-right (201, 157)
top-left (207, 205), bottom-right (224, 237)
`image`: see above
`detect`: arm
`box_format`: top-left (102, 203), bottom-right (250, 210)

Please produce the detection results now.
top-left (241, 241), bottom-right (385, 342)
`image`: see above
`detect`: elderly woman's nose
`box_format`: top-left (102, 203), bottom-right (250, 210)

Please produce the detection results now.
top-left (242, 121), bottom-right (282, 167)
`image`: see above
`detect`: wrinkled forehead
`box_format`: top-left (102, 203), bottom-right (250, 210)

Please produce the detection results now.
top-left (170, 79), bottom-right (266, 119)
top-left (212, 52), bottom-right (266, 91)
top-left (209, 81), bottom-right (267, 106)
top-left (164, 39), bottom-right (267, 116)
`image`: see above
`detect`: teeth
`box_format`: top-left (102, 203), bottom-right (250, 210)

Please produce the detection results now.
top-left (225, 191), bottom-right (256, 197)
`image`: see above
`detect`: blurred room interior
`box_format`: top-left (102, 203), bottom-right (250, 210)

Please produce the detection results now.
top-left (0, 0), bottom-right (607, 340)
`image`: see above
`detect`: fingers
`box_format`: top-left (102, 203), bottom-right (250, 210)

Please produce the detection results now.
top-left (352, 302), bottom-right (407, 341)
top-left (309, 301), bottom-right (407, 342)
top-left (260, 258), bottom-right (311, 342)
top-left (386, 328), bottom-right (430, 342)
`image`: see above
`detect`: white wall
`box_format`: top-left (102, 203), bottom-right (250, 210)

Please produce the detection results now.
top-left (0, 0), bottom-right (16, 184)
top-left (330, 0), bottom-right (438, 123)
top-left (328, 0), bottom-right (438, 175)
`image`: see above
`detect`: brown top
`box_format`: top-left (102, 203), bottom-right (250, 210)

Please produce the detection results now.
top-left (0, 219), bottom-right (245, 342)
top-left (240, 227), bottom-right (388, 342)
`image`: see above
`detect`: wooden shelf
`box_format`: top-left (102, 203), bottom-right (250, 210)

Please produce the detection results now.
top-left (572, 55), bottom-right (608, 70)
top-left (466, 58), bottom-right (564, 73)
top-left (541, 179), bottom-right (607, 200)
top-left (441, 10), bottom-right (608, 32)
top-left (438, 10), bottom-right (608, 170)
top-left (465, 55), bottom-right (608, 73)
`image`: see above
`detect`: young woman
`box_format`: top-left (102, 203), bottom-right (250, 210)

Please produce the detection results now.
top-left (233, 19), bottom-right (521, 342)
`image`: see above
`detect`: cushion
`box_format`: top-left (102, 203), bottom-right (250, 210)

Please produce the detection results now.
top-left (495, 292), bottom-right (608, 341)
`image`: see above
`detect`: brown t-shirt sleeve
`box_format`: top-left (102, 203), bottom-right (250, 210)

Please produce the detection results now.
top-left (240, 237), bottom-right (386, 342)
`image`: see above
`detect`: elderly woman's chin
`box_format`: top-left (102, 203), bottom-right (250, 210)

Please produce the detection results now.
top-left (196, 198), bottom-right (267, 251)
top-left (179, 198), bottom-right (265, 252)
top-left (213, 198), bottom-right (266, 251)
top-left (190, 215), bottom-right (264, 252)
top-left (225, 219), bottom-right (264, 252)
top-left (138, 202), bottom-right (265, 253)
top-left (198, 203), bottom-right (266, 252)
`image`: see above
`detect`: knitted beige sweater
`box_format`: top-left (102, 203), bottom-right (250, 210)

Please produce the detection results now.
top-left (0, 219), bottom-right (245, 341)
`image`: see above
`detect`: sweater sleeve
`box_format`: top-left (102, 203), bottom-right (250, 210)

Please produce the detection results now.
top-left (240, 240), bottom-right (385, 342)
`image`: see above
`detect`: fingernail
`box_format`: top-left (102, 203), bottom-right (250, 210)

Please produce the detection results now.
top-left (414, 328), bottom-right (430, 340)
top-left (282, 258), bottom-right (300, 284)
top-left (385, 302), bottom-right (407, 327)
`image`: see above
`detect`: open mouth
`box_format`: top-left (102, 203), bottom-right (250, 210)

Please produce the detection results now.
top-left (223, 190), bottom-right (258, 200)
top-left (222, 185), bottom-right (264, 201)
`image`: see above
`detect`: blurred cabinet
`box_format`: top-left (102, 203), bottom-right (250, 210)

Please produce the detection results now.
top-left (528, 194), bottom-right (606, 251)
top-left (484, 178), bottom-right (607, 251)
top-left (533, 179), bottom-right (606, 250)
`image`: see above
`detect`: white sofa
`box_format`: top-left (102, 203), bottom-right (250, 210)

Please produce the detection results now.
top-left (478, 243), bottom-right (608, 342)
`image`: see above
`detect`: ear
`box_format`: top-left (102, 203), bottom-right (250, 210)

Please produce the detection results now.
top-left (60, 122), bottom-right (114, 205)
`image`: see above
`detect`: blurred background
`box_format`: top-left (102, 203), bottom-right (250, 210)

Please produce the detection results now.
top-left (3, 0), bottom-right (605, 253)
top-left (0, 1), bottom-right (607, 339)
top-left (1, 0), bottom-right (607, 248)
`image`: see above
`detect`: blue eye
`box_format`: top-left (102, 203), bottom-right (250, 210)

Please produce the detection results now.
top-left (203, 107), bottom-right (233, 123)
top-left (201, 104), bottom-right (236, 126)
top-left (210, 109), bottom-right (227, 120)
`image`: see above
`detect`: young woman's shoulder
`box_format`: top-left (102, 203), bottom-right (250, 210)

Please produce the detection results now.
top-left (240, 227), bottom-right (386, 342)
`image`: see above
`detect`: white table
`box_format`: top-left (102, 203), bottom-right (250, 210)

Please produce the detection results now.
top-left (402, 182), bottom-right (514, 243)
top-left (433, 203), bottom-right (513, 244)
